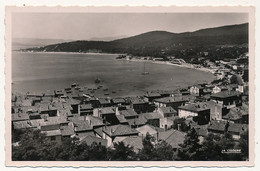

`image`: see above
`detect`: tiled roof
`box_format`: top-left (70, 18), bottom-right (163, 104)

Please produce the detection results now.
top-left (98, 98), bottom-right (111, 105)
top-left (30, 119), bottom-right (45, 129)
top-left (116, 115), bottom-right (128, 123)
top-left (61, 126), bottom-right (75, 136)
top-left (66, 98), bottom-right (81, 105)
top-left (159, 106), bottom-right (177, 114)
top-left (136, 125), bottom-right (157, 136)
top-left (103, 124), bottom-right (139, 137)
top-left (222, 107), bottom-right (245, 121)
top-left (122, 136), bottom-right (144, 153)
top-left (129, 97), bottom-right (148, 104)
top-left (178, 102), bottom-right (210, 112)
top-left (85, 115), bottom-right (104, 127)
top-left (211, 90), bottom-right (241, 99)
top-left (80, 135), bottom-right (107, 147)
top-left (74, 120), bottom-right (92, 132)
top-left (94, 127), bottom-right (103, 137)
top-left (112, 98), bottom-right (126, 104)
top-left (141, 112), bottom-right (164, 120)
top-left (158, 129), bottom-right (186, 148)
top-left (58, 108), bottom-right (72, 117)
top-left (42, 130), bottom-right (62, 137)
top-left (228, 123), bottom-right (248, 134)
top-left (119, 109), bottom-right (138, 118)
top-left (80, 104), bottom-right (93, 110)
top-left (208, 120), bottom-right (227, 132)
top-left (99, 107), bottom-right (116, 115)
top-left (13, 121), bottom-right (31, 129)
top-left (44, 116), bottom-right (69, 125)
top-left (12, 113), bottom-right (29, 122)
top-left (144, 92), bottom-right (161, 97)
top-left (41, 124), bottom-right (60, 131)
top-left (154, 96), bottom-right (186, 103)
top-left (127, 115), bottom-right (147, 126)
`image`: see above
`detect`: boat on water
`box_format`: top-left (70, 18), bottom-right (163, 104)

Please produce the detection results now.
top-left (95, 74), bottom-right (101, 84)
top-left (142, 62), bottom-right (149, 75)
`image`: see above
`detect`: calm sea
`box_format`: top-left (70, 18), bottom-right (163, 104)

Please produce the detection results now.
top-left (12, 52), bottom-right (214, 97)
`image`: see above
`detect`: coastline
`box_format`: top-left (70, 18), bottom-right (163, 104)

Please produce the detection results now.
top-left (14, 50), bottom-right (215, 75)
top-left (118, 58), bottom-right (216, 74)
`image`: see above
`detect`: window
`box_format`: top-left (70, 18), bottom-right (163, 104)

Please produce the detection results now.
top-left (50, 136), bottom-right (56, 141)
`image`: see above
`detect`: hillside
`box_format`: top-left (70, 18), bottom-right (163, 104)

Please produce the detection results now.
top-left (24, 23), bottom-right (248, 58)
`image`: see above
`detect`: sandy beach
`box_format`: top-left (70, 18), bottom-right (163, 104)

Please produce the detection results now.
top-left (117, 58), bottom-right (216, 74)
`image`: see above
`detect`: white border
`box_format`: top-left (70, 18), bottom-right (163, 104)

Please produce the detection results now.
top-left (1, 1), bottom-right (259, 170)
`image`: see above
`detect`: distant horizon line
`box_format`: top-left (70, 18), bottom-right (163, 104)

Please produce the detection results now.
top-left (13, 22), bottom-right (248, 42)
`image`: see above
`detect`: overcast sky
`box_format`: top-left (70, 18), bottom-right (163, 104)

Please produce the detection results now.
top-left (12, 13), bottom-right (248, 40)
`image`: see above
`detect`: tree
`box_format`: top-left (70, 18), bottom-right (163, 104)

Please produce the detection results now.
top-left (154, 140), bottom-right (175, 160)
top-left (238, 130), bottom-right (249, 160)
top-left (107, 141), bottom-right (136, 161)
top-left (138, 132), bottom-right (156, 160)
top-left (177, 128), bottom-right (202, 161)
top-left (88, 142), bottom-right (107, 161)
top-left (200, 133), bottom-right (224, 160)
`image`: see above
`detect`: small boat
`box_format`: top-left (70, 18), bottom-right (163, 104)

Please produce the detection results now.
top-left (103, 88), bottom-right (109, 91)
top-left (104, 93), bottom-right (110, 96)
top-left (95, 74), bottom-right (101, 84)
top-left (142, 62), bottom-right (149, 75)
top-left (112, 91), bottom-right (116, 94)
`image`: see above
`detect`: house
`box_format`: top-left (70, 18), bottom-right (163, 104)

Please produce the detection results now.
top-left (41, 129), bottom-right (62, 143)
top-left (98, 98), bottom-right (112, 107)
top-left (60, 125), bottom-right (75, 138)
top-left (129, 97), bottom-right (150, 114)
top-left (212, 85), bottom-right (228, 94)
top-left (189, 85), bottom-right (205, 96)
top-left (83, 97), bottom-right (100, 108)
top-left (93, 107), bottom-right (119, 125)
top-left (72, 120), bottom-right (93, 138)
top-left (144, 92), bottom-right (162, 102)
top-left (210, 91), bottom-right (242, 108)
top-left (12, 113), bottom-right (30, 122)
top-left (66, 98), bottom-right (81, 114)
top-left (102, 124), bottom-right (139, 147)
top-left (85, 115), bottom-right (105, 129)
top-left (153, 96), bottom-right (187, 111)
top-left (136, 124), bottom-right (164, 137)
top-left (126, 115), bottom-right (148, 128)
top-left (122, 136), bottom-right (144, 153)
top-left (39, 103), bottom-right (58, 117)
top-left (30, 119), bottom-right (45, 129)
top-left (157, 106), bottom-right (177, 117)
top-left (111, 98), bottom-right (126, 106)
top-left (140, 112), bottom-right (164, 128)
top-left (54, 89), bottom-right (65, 97)
top-left (79, 104), bottom-right (93, 116)
top-left (13, 121), bottom-right (32, 130)
top-left (205, 100), bottom-right (228, 121)
top-left (222, 106), bottom-right (248, 124)
top-left (44, 90), bottom-right (55, 97)
top-left (227, 123), bottom-right (248, 140)
top-left (80, 135), bottom-right (108, 147)
top-left (208, 120), bottom-right (248, 140)
top-left (207, 120), bottom-right (227, 134)
top-left (157, 129), bottom-right (186, 149)
top-left (119, 109), bottom-right (138, 120)
top-left (178, 102), bottom-right (211, 125)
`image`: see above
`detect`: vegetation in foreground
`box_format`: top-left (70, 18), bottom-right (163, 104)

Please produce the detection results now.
top-left (12, 128), bottom-right (248, 161)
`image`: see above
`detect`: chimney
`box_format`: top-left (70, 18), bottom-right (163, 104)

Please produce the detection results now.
top-left (177, 124), bottom-right (181, 131)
